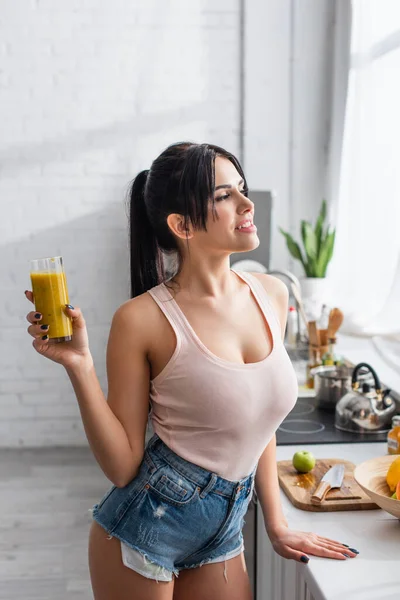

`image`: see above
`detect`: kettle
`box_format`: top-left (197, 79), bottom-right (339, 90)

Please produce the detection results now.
top-left (335, 362), bottom-right (397, 433)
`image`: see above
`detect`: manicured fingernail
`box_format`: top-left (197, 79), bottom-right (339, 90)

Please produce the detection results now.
top-left (300, 556), bottom-right (309, 563)
top-left (348, 548), bottom-right (359, 554)
top-left (40, 325), bottom-right (48, 330)
top-left (35, 313), bottom-right (41, 319)
top-left (343, 553), bottom-right (350, 558)
top-left (65, 304), bottom-right (74, 309)
top-left (41, 335), bottom-right (48, 340)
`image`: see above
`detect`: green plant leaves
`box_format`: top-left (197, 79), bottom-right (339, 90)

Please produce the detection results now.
top-left (301, 220), bottom-right (318, 276)
top-left (315, 199), bottom-right (327, 256)
top-left (301, 221), bottom-right (317, 259)
top-left (315, 229), bottom-right (335, 277)
top-left (279, 228), bottom-right (306, 269)
top-left (278, 199), bottom-right (335, 277)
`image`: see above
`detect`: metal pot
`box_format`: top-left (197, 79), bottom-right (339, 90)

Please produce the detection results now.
top-left (335, 362), bottom-right (397, 433)
top-left (310, 364), bottom-right (373, 413)
top-left (310, 365), bottom-right (353, 412)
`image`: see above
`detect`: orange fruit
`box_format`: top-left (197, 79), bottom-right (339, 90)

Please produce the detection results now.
top-left (386, 456), bottom-right (400, 492)
top-left (396, 481), bottom-right (400, 500)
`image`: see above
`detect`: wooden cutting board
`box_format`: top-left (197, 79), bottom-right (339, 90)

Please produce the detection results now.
top-left (277, 458), bottom-right (380, 512)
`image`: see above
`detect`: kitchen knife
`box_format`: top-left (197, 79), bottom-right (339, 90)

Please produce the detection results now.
top-left (310, 463), bottom-right (345, 504)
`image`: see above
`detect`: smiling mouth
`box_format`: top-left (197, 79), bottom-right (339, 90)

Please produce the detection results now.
top-left (235, 220), bottom-right (256, 231)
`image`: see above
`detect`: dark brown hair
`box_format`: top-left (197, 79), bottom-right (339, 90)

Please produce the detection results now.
top-left (127, 141), bottom-right (247, 297)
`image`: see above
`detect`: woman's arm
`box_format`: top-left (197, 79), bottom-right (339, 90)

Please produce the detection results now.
top-left (254, 433), bottom-right (288, 540)
top-left (66, 360), bottom-right (140, 488)
top-left (66, 299), bottom-right (151, 488)
top-left (251, 273), bottom-right (289, 539)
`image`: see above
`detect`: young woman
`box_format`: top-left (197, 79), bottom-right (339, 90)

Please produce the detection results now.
top-left (25, 142), bottom-right (357, 600)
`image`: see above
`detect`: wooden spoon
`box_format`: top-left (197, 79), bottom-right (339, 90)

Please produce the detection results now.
top-left (319, 329), bottom-right (328, 346)
top-left (308, 321), bottom-right (320, 347)
top-left (327, 308), bottom-right (344, 340)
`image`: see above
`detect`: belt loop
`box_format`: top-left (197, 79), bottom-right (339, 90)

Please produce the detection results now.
top-left (147, 433), bottom-right (158, 450)
top-left (199, 473), bottom-right (217, 499)
top-left (144, 435), bottom-right (158, 473)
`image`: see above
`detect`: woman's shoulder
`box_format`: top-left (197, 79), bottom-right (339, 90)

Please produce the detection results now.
top-left (248, 272), bottom-right (289, 336)
top-left (117, 288), bottom-right (153, 309)
top-left (112, 289), bottom-right (166, 342)
top-left (248, 272), bottom-right (289, 300)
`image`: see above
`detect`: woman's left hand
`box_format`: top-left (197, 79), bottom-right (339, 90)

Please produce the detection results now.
top-left (269, 525), bottom-right (359, 563)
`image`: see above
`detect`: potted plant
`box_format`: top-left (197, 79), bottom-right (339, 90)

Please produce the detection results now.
top-left (279, 199), bottom-right (336, 306)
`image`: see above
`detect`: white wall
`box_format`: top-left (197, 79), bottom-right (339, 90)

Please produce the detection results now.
top-left (244, 0), bottom-right (335, 277)
top-left (1, 0), bottom-right (335, 447)
top-left (1, 0), bottom-right (241, 447)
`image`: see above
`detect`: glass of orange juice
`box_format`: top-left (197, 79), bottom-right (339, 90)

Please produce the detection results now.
top-left (30, 256), bottom-right (73, 343)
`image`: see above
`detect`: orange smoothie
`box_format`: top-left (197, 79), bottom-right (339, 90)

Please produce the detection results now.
top-left (30, 271), bottom-right (72, 340)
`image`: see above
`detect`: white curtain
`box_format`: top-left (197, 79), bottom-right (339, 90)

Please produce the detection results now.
top-left (328, 0), bottom-right (400, 345)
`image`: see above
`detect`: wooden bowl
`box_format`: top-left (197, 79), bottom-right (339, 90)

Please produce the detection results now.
top-left (354, 455), bottom-right (400, 520)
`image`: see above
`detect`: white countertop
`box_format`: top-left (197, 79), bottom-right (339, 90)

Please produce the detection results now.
top-left (276, 442), bottom-right (400, 600)
top-left (274, 335), bottom-right (400, 600)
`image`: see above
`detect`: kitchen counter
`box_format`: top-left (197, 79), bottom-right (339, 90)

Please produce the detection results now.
top-left (256, 334), bottom-right (400, 600)
top-left (274, 441), bottom-right (400, 600)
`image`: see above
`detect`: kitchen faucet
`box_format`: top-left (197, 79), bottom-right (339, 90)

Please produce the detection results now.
top-left (266, 268), bottom-right (303, 344)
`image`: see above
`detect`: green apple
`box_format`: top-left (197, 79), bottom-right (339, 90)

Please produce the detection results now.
top-left (292, 450), bottom-right (316, 474)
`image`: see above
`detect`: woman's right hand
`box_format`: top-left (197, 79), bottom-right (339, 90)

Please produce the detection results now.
top-left (25, 290), bottom-right (93, 371)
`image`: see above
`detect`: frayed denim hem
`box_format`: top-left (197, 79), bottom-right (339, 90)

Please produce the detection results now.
top-left (90, 507), bottom-right (179, 582)
top-left (178, 541), bottom-right (245, 583)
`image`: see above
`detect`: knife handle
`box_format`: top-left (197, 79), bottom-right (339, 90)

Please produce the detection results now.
top-left (311, 481), bottom-right (331, 504)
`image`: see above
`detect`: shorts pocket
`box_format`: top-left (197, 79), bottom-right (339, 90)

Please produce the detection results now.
top-left (148, 464), bottom-right (200, 506)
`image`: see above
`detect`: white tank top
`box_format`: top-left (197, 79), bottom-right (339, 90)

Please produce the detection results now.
top-left (147, 271), bottom-right (298, 481)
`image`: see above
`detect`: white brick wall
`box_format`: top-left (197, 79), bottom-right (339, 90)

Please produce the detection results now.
top-left (1, 0), bottom-right (241, 447)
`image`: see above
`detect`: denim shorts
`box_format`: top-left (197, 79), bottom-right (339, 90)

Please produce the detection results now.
top-left (91, 433), bottom-right (257, 582)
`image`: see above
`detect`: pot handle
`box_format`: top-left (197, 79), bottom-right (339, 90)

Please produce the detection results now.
top-left (352, 362), bottom-right (381, 392)
top-left (382, 388), bottom-right (393, 407)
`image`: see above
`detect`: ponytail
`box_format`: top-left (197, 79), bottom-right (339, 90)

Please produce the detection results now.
top-left (128, 169), bottom-right (164, 298)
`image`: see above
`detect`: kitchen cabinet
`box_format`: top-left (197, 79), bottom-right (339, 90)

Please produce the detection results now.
top-left (257, 526), bottom-right (314, 600)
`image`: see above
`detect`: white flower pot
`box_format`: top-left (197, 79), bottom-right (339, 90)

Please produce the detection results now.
top-left (300, 277), bottom-right (330, 321)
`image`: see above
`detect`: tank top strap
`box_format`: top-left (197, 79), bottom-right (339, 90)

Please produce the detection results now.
top-left (233, 270), bottom-right (283, 339)
top-left (147, 282), bottom-right (191, 345)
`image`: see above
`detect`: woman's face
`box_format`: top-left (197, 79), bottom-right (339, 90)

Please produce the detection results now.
top-left (193, 156), bottom-right (260, 255)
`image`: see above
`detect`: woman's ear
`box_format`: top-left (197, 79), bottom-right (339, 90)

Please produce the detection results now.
top-left (166, 214), bottom-right (194, 240)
